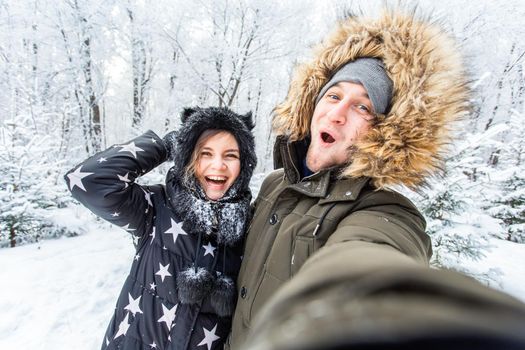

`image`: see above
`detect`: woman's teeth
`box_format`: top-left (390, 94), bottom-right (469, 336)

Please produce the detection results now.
top-left (206, 176), bottom-right (227, 184)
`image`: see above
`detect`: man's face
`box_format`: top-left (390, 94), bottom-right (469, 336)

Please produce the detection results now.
top-left (306, 82), bottom-right (375, 172)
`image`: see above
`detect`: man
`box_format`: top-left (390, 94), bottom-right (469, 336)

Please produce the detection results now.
top-left (227, 9), bottom-right (525, 350)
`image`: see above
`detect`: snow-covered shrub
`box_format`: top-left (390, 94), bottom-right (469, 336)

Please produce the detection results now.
top-left (0, 117), bottom-right (83, 248)
top-left (484, 113), bottom-right (525, 243)
top-left (403, 123), bottom-right (507, 285)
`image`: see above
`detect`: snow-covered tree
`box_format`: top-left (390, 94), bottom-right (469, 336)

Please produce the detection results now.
top-left (486, 111), bottom-right (525, 243)
top-left (52, 0), bottom-right (116, 153)
top-left (0, 116), bottom-right (82, 247)
top-left (492, 173), bottom-right (525, 243)
top-left (0, 0), bottom-right (98, 247)
top-left (405, 123), bottom-right (507, 285)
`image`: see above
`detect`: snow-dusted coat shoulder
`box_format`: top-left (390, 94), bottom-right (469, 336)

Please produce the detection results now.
top-left (65, 131), bottom-right (240, 350)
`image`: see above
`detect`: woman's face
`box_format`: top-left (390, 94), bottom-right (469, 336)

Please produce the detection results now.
top-left (195, 131), bottom-right (241, 201)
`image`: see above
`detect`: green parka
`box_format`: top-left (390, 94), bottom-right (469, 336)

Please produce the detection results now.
top-left (228, 9), bottom-right (525, 350)
top-left (228, 138), bottom-right (433, 349)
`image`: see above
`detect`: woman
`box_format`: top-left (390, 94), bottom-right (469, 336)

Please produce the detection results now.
top-left (65, 106), bottom-right (256, 349)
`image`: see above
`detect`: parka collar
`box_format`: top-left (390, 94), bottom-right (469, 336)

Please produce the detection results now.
top-left (273, 135), bottom-right (303, 184)
top-left (273, 134), bottom-right (371, 201)
top-left (318, 176), bottom-right (370, 204)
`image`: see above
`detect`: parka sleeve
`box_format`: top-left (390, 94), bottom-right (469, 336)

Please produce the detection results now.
top-left (64, 130), bottom-right (168, 239)
top-left (245, 201), bottom-right (525, 350)
top-left (290, 196), bottom-right (432, 296)
top-left (322, 201), bottom-right (432, 265)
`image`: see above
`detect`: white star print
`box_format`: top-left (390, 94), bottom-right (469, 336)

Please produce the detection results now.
top-left (143, 189), bottom-right (153, 206)
top-left (111, 212), bottom-right (120, 217)
top-left (150, 282), bottom-right (156, 290)
top-left (117, 173), bottom-right (132, 188)
top-left (134, 254), bottom-right (140, 261)
top-left (97, 157), bottom-right (107, 163)
top-left (157, 303), bottom-right (178, 330)
top-left (164, 218), bottom-right (187, 244)
top-left (121, 223), bottom-right (135, 232)
top-left (149, 227), bottom-right (156, 244)
top-left (113, 313), bottom-right (131, 339)
top-left (150, 341), bottom-right (157, 348)
top-left (202, 242), bottom-right (216, 257)
top-left (117, 172), bottom-right (131, 182)
top-left (66, 166), bottom-right (93, 192)
top-left (124, 293), bottom-right (143, 316)
top-left (106, 337), bottom-right (110, 346)
top-left (117, 141), bottom-right (144, 158)
top-left (197, 324), bottom-right (220, 350)
top-left (151, 138), bottom-right (157, 143)
top-left (155, 262), bottom-right (172, 282)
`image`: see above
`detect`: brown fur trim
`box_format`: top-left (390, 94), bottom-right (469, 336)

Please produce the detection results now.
top-left (273, 9), bottom-right (470, 189)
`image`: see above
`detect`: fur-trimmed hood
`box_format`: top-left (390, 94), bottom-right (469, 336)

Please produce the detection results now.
top-left (272, 9), bottom-right (470, 189)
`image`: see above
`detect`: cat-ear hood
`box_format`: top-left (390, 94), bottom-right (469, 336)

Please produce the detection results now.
top-left (273, 9), bottom-right (471, 189)
top-left (166, 106), bottom-right (256, 195)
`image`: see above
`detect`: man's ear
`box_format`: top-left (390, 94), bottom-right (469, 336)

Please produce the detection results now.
top-left (241, 111), bottom-right (255, 130)
top-left (181, 107), bottom-right (199, 123)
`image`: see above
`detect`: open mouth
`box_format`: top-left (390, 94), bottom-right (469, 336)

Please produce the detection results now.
top-left (321, 132), bottom-right (335, 144)
top-left (205, 176), bottom-right (227, 185)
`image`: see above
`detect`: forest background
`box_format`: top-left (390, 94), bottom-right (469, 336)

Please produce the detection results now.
top-left (1, 0), bottom-right (524, 347)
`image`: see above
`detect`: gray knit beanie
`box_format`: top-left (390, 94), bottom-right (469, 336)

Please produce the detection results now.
top-left (315, 57), bottom-right (393, 115)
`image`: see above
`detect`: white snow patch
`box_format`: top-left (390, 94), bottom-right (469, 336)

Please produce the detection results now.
top-left (463, 238), bottom-right (525, 301)
top-left (0, 227), bottom-right (134, 349)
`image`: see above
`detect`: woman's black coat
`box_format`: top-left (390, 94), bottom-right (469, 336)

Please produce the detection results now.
top-left (65, 129), bottom-right (246, 350)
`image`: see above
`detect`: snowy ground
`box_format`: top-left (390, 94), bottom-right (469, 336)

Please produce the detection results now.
top-left (1, 218), bottom-right (524, 349)
top-left (0, 224), bottom-right (134, 349)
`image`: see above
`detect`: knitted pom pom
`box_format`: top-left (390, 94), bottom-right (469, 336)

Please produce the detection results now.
top-left (210, 275), bottom-right (237, 317)
top-left (177, 267), bottom-right (214, 304)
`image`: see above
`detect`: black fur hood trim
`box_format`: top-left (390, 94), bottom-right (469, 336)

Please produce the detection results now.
top-left (165, 106), bottom-right (257, 197)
